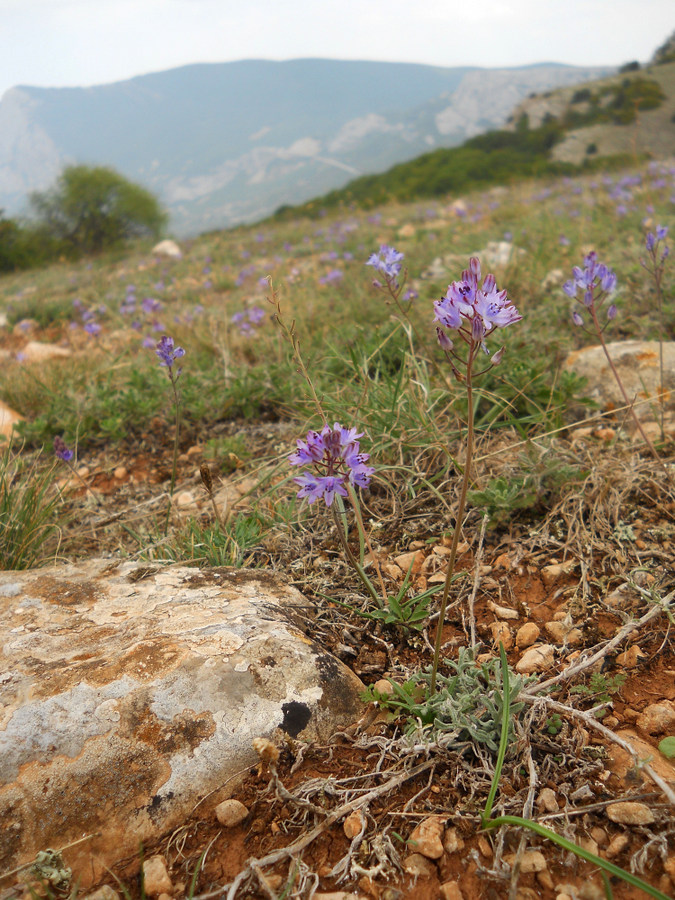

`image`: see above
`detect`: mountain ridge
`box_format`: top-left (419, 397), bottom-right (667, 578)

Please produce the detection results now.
top-left (0, 57), bottom-right (614, 234)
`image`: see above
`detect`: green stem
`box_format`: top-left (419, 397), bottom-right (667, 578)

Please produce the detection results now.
top-left (346, 484), bottom-right (387, 603)
top-left (429, 347), bottom-right (476, 694)
top-left (332, 504), bottom-right (382, 607)
top-left (164, 375), bottom-right (181, 535)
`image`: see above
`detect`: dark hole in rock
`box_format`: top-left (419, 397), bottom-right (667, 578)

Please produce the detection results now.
top-left (280, 700), bottom-right (311, 737)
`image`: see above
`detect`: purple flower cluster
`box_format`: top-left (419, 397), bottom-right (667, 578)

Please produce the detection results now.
top-left (53, 436), bottom-right (73, 462)
top-left (289, 423), bottom-right (374, 507)
top-left (231, 306), bottom-right (266, 335)
top-left (155, 335), bottom-right (185, 378)
top-left (563, 251), bottom-right (617, 327)
top-left (366, 245), bottom-right (404, 281)
top-left (433, 257), bottom-right (521, 351)
top-left (646, 224), bottom-right (669, 254)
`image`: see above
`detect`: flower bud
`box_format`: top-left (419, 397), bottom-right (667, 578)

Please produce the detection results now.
top-left (436, 327), bottom-right (453, 351)
top-left (491, 346), bottom-right (504, 366)
top-left (607, 304), bottom-right (617, 320)
top-left (572, 310), bottom-right (584, 327)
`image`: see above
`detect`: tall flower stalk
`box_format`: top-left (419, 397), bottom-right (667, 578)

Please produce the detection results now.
top-left (430, 257), bottom-right (522, 693)
top-left (155, 335), bottom-right (186, 532)
top-left (641, 226), bottom-right (670, 440)
top-left (564, 251), bottom-right (666, 470)
top-left (288, 422), bottom-right (384, 604)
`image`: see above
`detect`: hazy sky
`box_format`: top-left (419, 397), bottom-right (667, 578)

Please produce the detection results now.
top-left (1, 0), bottom-right (673, 99)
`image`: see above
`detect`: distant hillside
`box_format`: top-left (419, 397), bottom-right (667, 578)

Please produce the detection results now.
top-left (274, 61), bottom-right (675, 218)
top-left (0, 58), bottom-right (612, 235)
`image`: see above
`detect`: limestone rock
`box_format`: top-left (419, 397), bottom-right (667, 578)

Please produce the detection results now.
top-left (536, 787), bottom-right (558, 812)
top-left (152, 239), bottom-right (182, 259)
top-left (516, 644), bottom-right (555, 674)
top-left (215, 798), bottom-right (248, 827)
top-left (83, 887), bottom-right (120, 900)
top-left (489, 621), bottom-right (513, 649)
top-left (21, 340), bottom-right (72, 362)
top-left (516, 622), bottom-right (540, 649)
top-left (443, 826), bottom-right (465, 854)
top-left (563, 341), bottom-right (675, 426)
top-left (605, 801), bottom-right (655, 825)
top-left (0, 560), bottom-right (364, 886)
top-left (0, 399), bottom-right (23, 439)
top-left (605, 833), bottom-right (630, 858)
top-left (440, 882), bottom-right (464, 900)
top-left (606, 729), bottom-right (675, 786)
top-left (343, 810), bottom-right (364, 839)
top-left (504, 849), bottom-right (547, 873)
top-left (403, 853), bottom-right (437, 878)
top-left (636, 701), bottom-right (675, 735)
top-left (142, 856), bottom-right (172, 897)
top-left (408, 816), bottom-right (445, 859)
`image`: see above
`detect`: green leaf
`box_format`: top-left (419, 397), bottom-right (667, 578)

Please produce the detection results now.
top-left (658, 736), bottom-right (675, 758)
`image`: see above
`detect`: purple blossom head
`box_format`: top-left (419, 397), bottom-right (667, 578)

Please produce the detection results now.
top-left (53, 436), bottom-right (73, 462)
top-left (366, 245), bottom-right (404, 281)
top-left (433, 257), bottom-right (521, 351)
top-left (564, 251), bottom-right (616, 315)
top-left (289, 422), bottom-right (374, 506)
top-left (155, 335), bottom-right (185, 377)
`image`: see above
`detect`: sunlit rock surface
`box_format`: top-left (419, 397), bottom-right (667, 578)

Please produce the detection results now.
top-left (0, 560), bottom-right (364, 884)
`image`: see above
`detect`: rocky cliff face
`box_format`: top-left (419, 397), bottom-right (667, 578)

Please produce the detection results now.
top-left (0, 89), bottom-right (66, 207)
top-left (0, 60), bottom-right (613, 234)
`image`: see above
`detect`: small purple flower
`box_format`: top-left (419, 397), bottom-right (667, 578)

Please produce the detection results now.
top-left (155, 335), bottom-right (185, 377)
top-left (433, 257), bottom-right (521, 352)
top-left (84, 321), bottom-right (101, 336)
top-left (54, 436), bottom-right (73, 462)
top-left (366, 245), bottom-right (404, 280)
top-left (572, 310), bottom-right (584, 326)
top-left (289, 422), bottom-right (374, 507)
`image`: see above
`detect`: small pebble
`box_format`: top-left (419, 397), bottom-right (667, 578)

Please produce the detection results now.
top-left (142, 856), bottom-right (172, 897)
top-left (215, 798), bottom-right (249, 827)
top-left (504, 849), bottom-right (547, 873)
top-left (605, 801), bottom-right (655, 825)
top-left (113, 466), bottom-right (127, 480)
top-left (343, 810), bottom-right (364, 839)
top-left (615, 645), bottom-right (646, 668)
top-left (83, 888), bottom-right (119, 900)
top-left (516, 644), bottom-right (555, 674)
top-left (605, 833), bottom-right (630, 858)
top-left (439, 882), bottom-right (464, 900)
top-left (373, 678), bottom-right (394, 696)
top-left (408, 816), bottom-right (444, 859)
top-left (636, 701), bottom-right (675, 735)
top-left (516, 622), bottom-right (540, 649)
top-left (443, 826), bottom-right (465, 854)
top-left (402, 853), bottom-right (437, 878)
top-left (536, 787), bottom-right (558, 812)
top-left (489, 621), bottom-right (513, 649)
top-left (477, 835), bottom-right (493, 858)
top-left (537, 870), bottom-right (554, 890)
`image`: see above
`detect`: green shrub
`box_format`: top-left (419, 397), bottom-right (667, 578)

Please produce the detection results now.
top-left (30, 165), bottom-right (167, 254)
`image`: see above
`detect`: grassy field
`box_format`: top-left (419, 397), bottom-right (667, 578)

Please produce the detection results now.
top-left (1, 159), bottom-right (674, 899)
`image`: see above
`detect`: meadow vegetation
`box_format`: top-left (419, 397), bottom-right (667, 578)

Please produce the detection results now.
top-left (0, 157), bottom-right (674, 899)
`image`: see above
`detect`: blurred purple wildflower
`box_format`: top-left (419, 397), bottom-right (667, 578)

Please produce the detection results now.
top-left (155, 335), bottom-right (185, 378)
top-left (289, 422), bottom-right (374, 507)
top-left (563, 251), bottom-right (617, 327)
top-left (54, 436), bottom-right (73, 462)
top-left (366, 245), bottom-right (404, 281)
